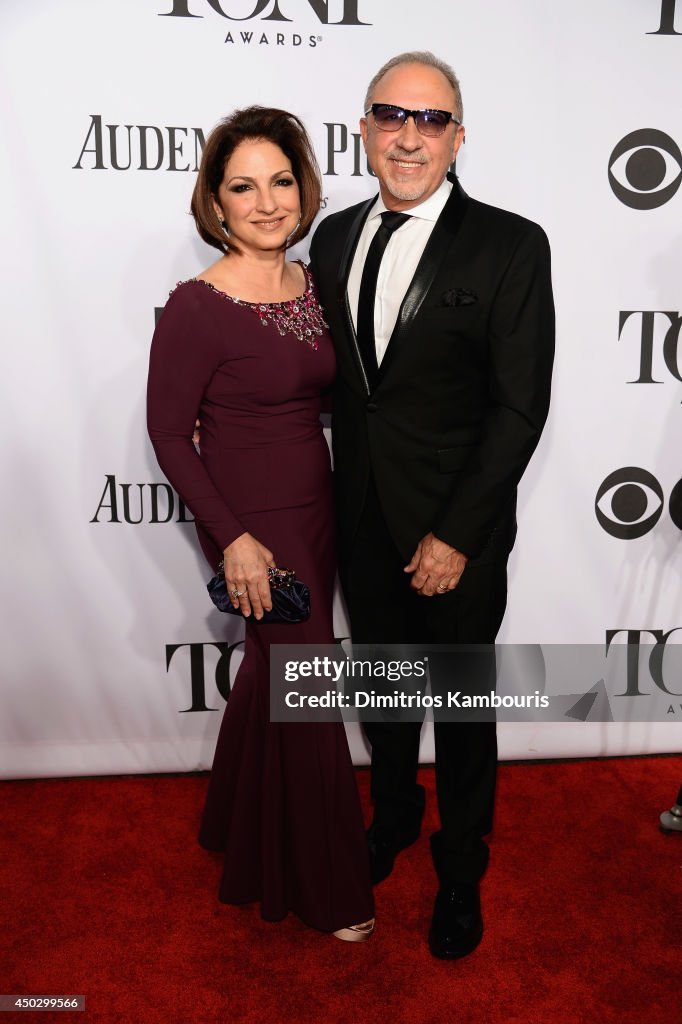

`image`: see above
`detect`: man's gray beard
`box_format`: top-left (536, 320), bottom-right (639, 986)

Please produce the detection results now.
top-left (384, 152), bottom-right (429, 201)
top-left (386, 181), bottom-right (427, 201)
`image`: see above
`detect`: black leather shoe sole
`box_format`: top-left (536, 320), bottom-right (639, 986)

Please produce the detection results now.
top-left (428, 917), bottom-right (483, 960)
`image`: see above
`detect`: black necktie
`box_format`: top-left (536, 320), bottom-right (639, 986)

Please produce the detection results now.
top-left (356, 211), bottom-right (410, 389)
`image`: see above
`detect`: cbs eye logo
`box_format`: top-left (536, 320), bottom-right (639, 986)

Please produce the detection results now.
top-left (608, 130), bottom-right (682, 209)
top-left (596, 467), bottom-right (682, 538)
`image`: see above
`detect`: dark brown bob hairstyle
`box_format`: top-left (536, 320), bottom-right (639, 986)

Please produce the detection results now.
top-left (190, 106), bottom-right (322, 255)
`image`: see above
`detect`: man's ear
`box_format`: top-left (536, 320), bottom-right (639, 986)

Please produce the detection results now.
top-left (359, 117), bottom-right (369, 150)
top-left (451, 124), bottom-right (465, 162)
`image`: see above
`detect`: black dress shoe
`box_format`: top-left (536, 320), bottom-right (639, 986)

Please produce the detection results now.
top-left (367, 787), bottom-right (425, 885)
top-left (428, 883), bottom-right (483, 960)
top-left (366, 824), bottom-right (420, 885)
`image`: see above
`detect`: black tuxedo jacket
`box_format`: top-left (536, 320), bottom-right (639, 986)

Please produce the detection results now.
top-left (309, 174), bottom-right (555, 567)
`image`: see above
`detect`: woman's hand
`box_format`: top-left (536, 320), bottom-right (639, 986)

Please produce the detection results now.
top-left (223, 533), bottom-right (274, 620)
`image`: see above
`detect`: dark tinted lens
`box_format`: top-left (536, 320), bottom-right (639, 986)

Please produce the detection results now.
top-left (373, 105), bottom-right (406, 130)
top-left (416, 110), bottom-right (450, 136)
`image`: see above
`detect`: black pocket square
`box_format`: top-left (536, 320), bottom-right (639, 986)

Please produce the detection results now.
top-left (438, 288), bottom-right (478, 307)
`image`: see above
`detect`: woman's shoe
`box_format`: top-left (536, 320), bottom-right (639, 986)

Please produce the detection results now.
top-left (333, 918), bottom-right (375, 942)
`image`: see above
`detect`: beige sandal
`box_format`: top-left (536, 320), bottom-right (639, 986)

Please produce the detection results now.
top-left (333, 918), bottom-right (375, 942)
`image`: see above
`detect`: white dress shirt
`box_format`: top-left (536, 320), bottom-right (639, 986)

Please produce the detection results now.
top-left (347, 178), bottom-right (453, 365)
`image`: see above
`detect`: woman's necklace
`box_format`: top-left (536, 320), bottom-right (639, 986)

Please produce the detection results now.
top-left (188, 264), bottom-right (328, 350)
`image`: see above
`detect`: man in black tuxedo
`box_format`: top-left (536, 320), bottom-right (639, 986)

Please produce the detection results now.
top-left (309, 51), bottom-right (554, 959)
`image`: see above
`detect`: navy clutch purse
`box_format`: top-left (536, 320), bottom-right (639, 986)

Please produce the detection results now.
top-left (207, 564), bottom-right (311, 624)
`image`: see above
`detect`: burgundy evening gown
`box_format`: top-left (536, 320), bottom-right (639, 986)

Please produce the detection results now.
top-left (147, 267), bottom-right (373, 932)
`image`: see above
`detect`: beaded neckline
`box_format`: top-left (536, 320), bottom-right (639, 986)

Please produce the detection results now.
top-left (177, 262), bottom-right (327, 350)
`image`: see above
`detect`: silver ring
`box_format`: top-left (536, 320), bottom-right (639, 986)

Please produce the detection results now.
top-left (231, 588), bottom-right (246, 598)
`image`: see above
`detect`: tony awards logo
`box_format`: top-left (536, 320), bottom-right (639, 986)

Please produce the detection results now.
top-left (158, 0), bottom-right (371, 47)
top-left (159, 0), bottom-right (370, 24)
top-left (618, 311), bottom-right (682, 388)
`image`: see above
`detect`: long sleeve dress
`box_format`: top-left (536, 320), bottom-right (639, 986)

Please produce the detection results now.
top-left (147, 266), bottom-right (373, 932)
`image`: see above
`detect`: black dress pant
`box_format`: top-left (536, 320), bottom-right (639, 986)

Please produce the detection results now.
top-left (340, 477), bottom-right (508, 885)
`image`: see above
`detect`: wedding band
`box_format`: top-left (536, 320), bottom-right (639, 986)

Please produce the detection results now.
top-left (231, 588), bottom-right (246, 598)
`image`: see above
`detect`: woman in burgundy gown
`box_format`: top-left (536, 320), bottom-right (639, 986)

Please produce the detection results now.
top-left (147, 107), bottom-right (373, 938)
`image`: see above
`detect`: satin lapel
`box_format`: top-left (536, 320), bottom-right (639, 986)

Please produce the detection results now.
top-left (336, 197), bottom-right (376, 393)
top-left (375, 175), bottom-right (469, 388)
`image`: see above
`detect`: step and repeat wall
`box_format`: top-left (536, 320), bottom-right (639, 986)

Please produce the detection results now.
top-left (2, 0), bottom-right (681, 778)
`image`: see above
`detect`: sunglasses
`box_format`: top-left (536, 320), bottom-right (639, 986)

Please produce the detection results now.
top-left (365, 103), bottom-right (461, 138)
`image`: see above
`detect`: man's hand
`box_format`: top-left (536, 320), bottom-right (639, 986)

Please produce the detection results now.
top-left (404, 532), bottom-right (468, 596)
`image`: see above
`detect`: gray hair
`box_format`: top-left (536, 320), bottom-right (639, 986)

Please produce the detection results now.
top-left (364, 51), bottom-right (463, 123)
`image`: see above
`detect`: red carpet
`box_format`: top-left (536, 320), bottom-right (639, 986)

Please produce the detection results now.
top-left (1, 756), bottom-right (680, 1024)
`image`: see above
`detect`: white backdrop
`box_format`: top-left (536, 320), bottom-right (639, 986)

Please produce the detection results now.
top-left (2, 0), bottom-right (681, 779)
